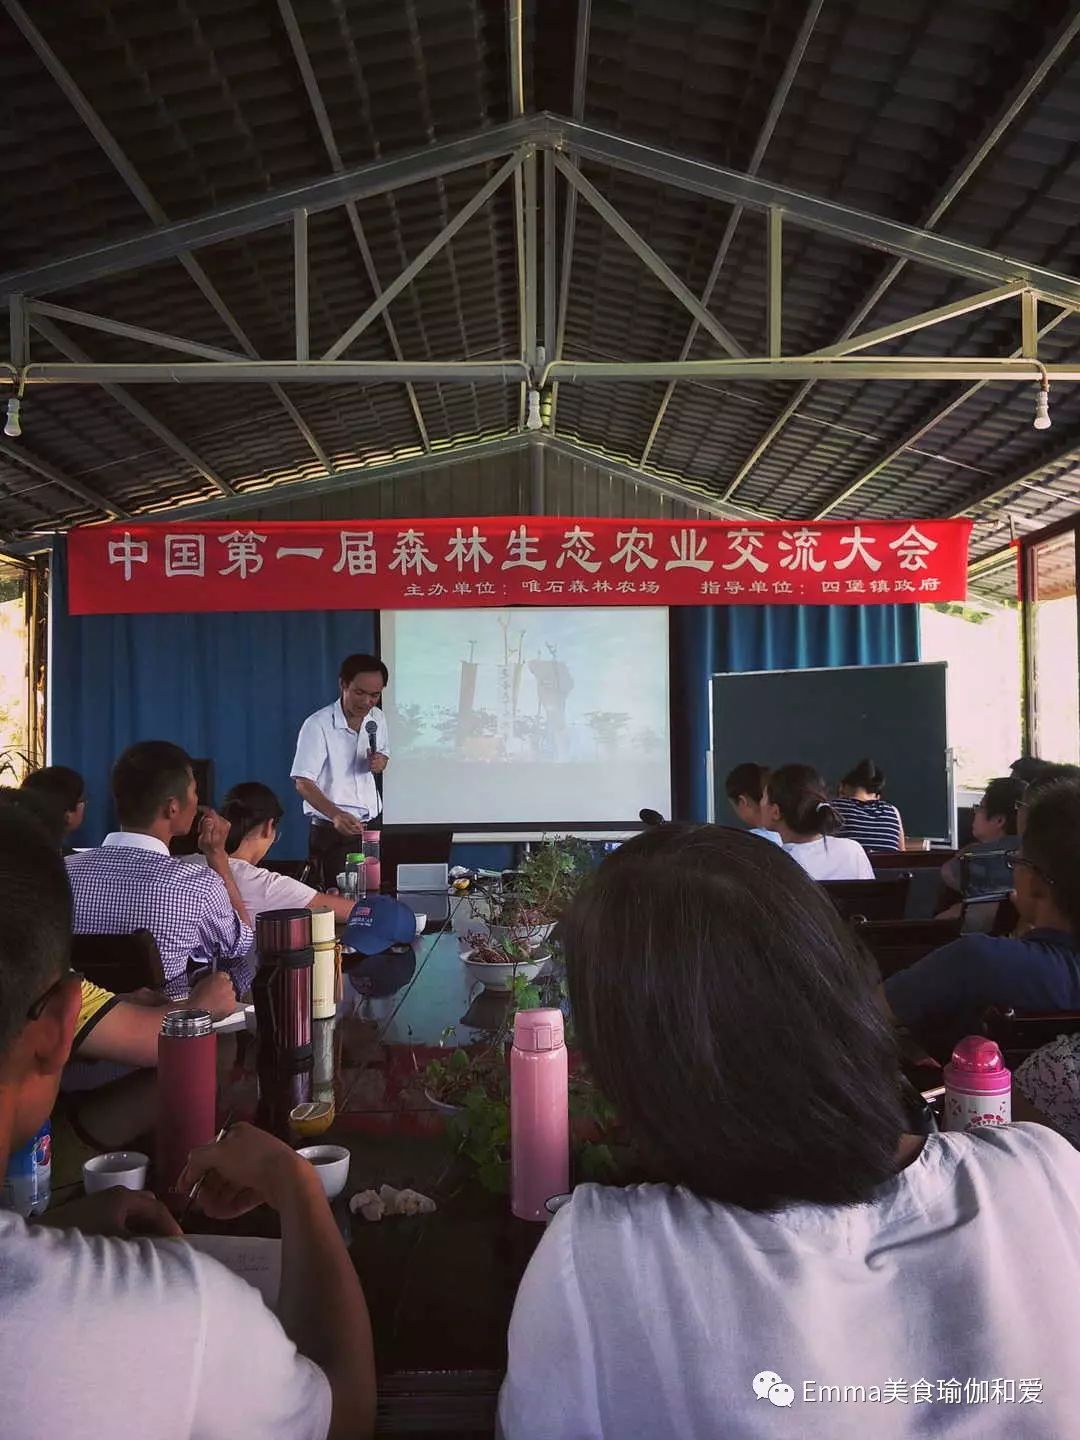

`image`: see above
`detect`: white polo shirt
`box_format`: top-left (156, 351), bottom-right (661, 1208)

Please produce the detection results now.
top-left (291, 700), bottom-right (389, 823)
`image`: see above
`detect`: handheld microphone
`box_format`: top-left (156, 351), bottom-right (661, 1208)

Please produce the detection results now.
top-left (365, 719), bottom-right (378, 755)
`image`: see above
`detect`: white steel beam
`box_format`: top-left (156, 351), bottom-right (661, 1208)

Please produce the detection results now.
top-left (28, 301), bottom-right (246, 362)
top-left (14, 356), bottom-right (1080, 385)
top-left (638, 0), bottom-right (823, 464)
top-left (554, 154), bottom-right (746, 359)
top-left (813, 306), bottom-right (1074, 518)
top-left (322, 152), bottom-right (524, 361)
top-left (0, 437), bottom-right (128, 518)
top-left (808, 282), bottom-right (1023, 358)
top-left (274, 0), bottom-right (429, 448)
top-left (29, 317), bottom-right (233, 496)
top-left (719, 7), bottom-right (1080, 498)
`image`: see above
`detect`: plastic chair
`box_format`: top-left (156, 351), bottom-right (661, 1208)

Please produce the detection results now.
top-left (72, 929), bottom-right (165, 993)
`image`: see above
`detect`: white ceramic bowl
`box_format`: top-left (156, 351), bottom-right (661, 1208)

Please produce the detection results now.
top-left (297, 1144), bottom-right (351, 1200)
top-left (460, 950), bottom-right (546, 993)
top-left (83, 1150), bottom-right (150, 1193)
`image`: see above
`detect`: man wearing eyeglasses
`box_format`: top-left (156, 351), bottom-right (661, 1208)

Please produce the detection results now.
top-left (291, 653), bottom-right (390, 890)
top-left (881, 779), bottom-right (1080, 1051)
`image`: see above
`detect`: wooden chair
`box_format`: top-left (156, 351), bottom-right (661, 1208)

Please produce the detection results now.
top-left (852, 916), bottom-right (962, 979)
top-left (821, 874), bottom-right (912, 923)
top-left (960, 893), bottom-right (1018, 936)
top-left (983, 1007), bottom-right (1080, 1069)
top-left (72, 929), bottom-right (165, 993)
top-left (873, 850), bottom-right (955, 871)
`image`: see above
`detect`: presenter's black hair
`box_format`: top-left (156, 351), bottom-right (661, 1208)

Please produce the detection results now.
top-left (340, 653), bottom-right (389, 687)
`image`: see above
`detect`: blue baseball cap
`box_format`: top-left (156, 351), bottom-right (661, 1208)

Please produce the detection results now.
top-left (342, 895), bottom-right (418, 956)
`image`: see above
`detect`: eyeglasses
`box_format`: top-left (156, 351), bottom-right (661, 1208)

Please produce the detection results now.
top-left (26, 968), bottom-right (83, 1021)
top-left (1005, 852), bottom-right (1054, 885)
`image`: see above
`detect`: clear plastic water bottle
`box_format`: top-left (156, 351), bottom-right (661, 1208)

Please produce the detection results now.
top-left (1, 1120), bottom-right (51, 1217)
top-left (345, 850), bottom-right (367, 899)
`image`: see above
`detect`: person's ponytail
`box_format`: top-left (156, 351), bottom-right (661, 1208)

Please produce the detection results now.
top-left (769, 765), bottom-right (835, 837)
top-left (219, 782), bottom-right (284, 853)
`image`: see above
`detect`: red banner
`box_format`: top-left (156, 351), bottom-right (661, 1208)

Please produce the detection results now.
top-left (66, 517), bottom-right (971, 615)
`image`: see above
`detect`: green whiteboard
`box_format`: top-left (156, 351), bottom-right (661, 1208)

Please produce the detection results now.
top-left (710, 661), bottom-right (951, 840)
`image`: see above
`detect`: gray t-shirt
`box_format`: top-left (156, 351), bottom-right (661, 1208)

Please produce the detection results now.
top-left (0, 1212), bottom-right (331, 1439)
top-left (499, 1124), bottom-right (1080, 1437)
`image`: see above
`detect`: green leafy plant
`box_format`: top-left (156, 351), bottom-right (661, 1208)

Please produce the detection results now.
top-left (512, 836), bottom-right (594, 920)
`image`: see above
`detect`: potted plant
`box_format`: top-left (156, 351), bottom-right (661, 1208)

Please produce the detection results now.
top-left (460, 928), bottom-right (551, 993)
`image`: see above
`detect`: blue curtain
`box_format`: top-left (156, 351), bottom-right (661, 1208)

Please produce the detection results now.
top-left (49, 545), bottom-right (375, 859)
top-left (670, 604), bottom-right (920, 822)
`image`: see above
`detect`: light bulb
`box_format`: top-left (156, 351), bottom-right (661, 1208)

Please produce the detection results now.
top-left (1033, 383), bottom-right (1051, 431)
top-left (525, 387), bottom-right (543, 431)
top-left (3, 396), bottom-right (21, 438)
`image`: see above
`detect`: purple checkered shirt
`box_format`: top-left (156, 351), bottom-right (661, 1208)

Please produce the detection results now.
top-left (66, 835), bottom-right (255, 998)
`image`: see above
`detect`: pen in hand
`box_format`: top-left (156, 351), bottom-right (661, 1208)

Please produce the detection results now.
top-left (178, 1111), bottom-right (234, 1227)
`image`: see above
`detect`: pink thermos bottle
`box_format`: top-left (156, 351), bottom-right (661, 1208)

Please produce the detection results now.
top-left (156, 1008), bottom-right (217, 1212)
top-left (943, 1035), bottom-right (1012, 1132)
top-left (510, 1008), bottom-right (569, 1221)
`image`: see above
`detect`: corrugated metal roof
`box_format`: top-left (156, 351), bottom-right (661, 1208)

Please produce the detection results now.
top-left (1, 0), bottom-right (1079, 577)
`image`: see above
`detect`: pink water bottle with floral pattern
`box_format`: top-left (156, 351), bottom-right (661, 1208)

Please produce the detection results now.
top-left (943, 1036), bottom-right (1011, 1132)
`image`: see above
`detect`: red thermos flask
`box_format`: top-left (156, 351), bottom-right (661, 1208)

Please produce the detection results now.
top-left (156, 1008), bottom-right (217, 1212)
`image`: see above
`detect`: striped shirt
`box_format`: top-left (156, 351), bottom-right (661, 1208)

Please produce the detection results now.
top-left (831, 796), bottom-right (903, 852)
top-left (66, 833), bottom-right (254, 998)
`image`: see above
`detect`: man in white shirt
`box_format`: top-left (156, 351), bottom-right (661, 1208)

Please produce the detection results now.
top-left (291, 653), bottom-right (390, 889)
top-left (0, 805), bottom-right (374, 1440)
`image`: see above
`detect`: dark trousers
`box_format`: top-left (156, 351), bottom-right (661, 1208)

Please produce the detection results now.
top-left (306, 815), bottom-right (381, 893)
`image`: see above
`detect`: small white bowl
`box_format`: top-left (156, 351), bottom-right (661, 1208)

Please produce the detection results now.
top-left (297, 1143), bottom-right (350, 1199)
top-left (83, 1150), bottom-right (150, 1193)
top-left (460, 950), bottom-right (546, 993)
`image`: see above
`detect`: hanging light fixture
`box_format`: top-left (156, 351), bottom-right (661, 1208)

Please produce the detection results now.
top-left (1033, 367), bottom-right (1052, 431)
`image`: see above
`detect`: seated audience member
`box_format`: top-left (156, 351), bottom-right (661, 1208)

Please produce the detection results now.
top-left (1017, 763), bottom-right (1080, 835)
top-left (761, 763), bottom-right (874, 880)
top-left (498, 824), bottom-right (1080, 1438)
top-left (183, 783), bottom-right (355, 923)
top-left (883, 780), bottom-right (1080, 1039)
top-left (940, 776), bottom-right (1025, 902)
top-left (21, 765), bottom-right (86, 847)
top-left (1010, 755), bottom-right (1054, 786)
top-left (0, 806), bottom-right (374, 1440)
top-left (1013, 1033), bottom-right (1080, 1146)
top-left (831, 757), bottom-right (904, 852)
top-left (723, 763), bottom-right (782, 845)
top-left (66, 742), bottom-right (254, 1000)
top-left (1, 787), bottom-right (235, 1068)
top-left (8, 785), bottom-right (235, 1034)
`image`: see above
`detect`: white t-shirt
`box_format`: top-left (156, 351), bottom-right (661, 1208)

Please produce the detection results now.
top-left (499, 1125), bottom-right (1080, 1439)
top-left (0, 1212), bottom-right (330, 1439)
top-left (291, 700), bottom-right (390, 822)
top-left (184, 855), bottom-right (317, 919)
top-left (784, 834), bottom-right (874, 881)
